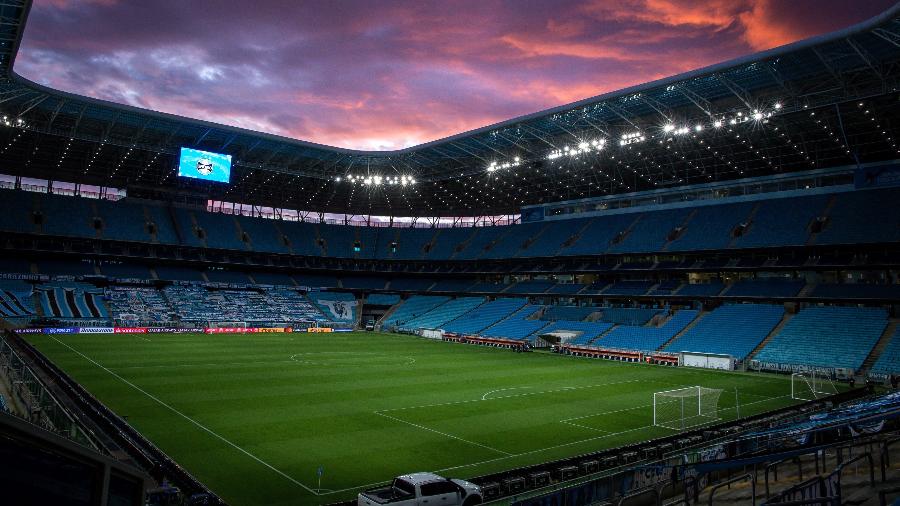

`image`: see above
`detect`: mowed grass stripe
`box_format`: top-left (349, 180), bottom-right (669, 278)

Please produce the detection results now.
top-left (24, 332), bottom-right (801, 505)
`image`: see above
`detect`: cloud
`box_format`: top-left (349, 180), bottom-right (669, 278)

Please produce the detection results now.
top-left (14, 0), bottom-right (896, 150)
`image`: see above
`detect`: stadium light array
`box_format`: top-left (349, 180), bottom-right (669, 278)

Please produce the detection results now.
top-left (619, 132), bottom-right (645, 146)
top-left (487, 156), bottom-right (522, 172)
top-left (338, 175), bottom-right (416, 186)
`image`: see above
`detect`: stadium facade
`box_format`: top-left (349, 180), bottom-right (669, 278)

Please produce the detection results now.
top-left (1, 1), bottom-right (900, 505)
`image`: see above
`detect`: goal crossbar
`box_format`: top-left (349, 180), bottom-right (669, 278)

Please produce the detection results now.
top-left (653, 386), bottom-right (722, 431)
top-left (791, 372), bottom-right (837, 401)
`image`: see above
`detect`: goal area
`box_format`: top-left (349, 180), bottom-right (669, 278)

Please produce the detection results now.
top-left (791, 372), bottom-right (837, 401)
top-left (653, 386), bottom-right (723, 430)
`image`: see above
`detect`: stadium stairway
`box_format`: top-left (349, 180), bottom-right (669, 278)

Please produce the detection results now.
top-left (746, 310), bottom-right (796, 362)
top-left (656, 310), bottom-right (708, 351)
top-left (797, 281), bottom-right (816, 297)
top-left (693, 440), bottom-right (900, 505)
top-left (724, 201), bottom-right (762, 249)
top-left (585, 324), bottom-right (618, 346)
top-left (805, 194), bottom-right (838, 246)
top-left (375, 301), bottom-right (403, 329)
top-left (31, 291), bottom-right (44, 318)
top-left (861, 319), bottom-right (900, 375)
top-left (659, 208), bottom-right (698, 252)
top-left (553, 218), bottom-right (595, 256)
top-left (231, 217), bottom-right (252, 251)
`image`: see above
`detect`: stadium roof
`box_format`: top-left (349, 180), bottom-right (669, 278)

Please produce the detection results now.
top-left (2, 0), bottom-right (900, 217)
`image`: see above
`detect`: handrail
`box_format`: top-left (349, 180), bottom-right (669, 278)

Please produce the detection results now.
top-left (830, 452), bottom-right (875, 503)
top-left (617, 484), bottom-right (662, 506)
top-left (878, 485), bottom-right (900, 506)
top-left (765, 498), bottom-right (838, 506)
top-left (766, 476), bottom-right (826, 505)
top-left (708, 473), bottom-right (756, 506)
top-left (765, 456), bottom-right (804, 498)
top-left (880, 436), bottom-right (900, 482)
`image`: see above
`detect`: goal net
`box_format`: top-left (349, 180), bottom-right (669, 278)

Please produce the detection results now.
top-left (791, 372), bottom-right (837, 401)
top-left (653, 386), bottom-right (723, 430)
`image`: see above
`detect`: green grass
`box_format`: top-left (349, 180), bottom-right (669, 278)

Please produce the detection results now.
top-left (24, 331), bottom-right (802, 505)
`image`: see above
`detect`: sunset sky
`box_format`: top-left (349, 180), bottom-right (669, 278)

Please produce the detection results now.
top-left (15, 0), bottom-right (896, 151)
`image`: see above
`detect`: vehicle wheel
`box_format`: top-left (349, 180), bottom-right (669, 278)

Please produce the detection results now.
top-left (462, 496), bottom-right (482, 506)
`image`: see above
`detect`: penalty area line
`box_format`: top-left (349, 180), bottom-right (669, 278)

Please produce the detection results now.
top-left (47, 336), bottom-right (321, 496)
top-left (373, 411), bottom-right (512, 456)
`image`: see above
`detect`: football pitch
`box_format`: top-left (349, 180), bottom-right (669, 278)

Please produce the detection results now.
top-left (24, 331), bottom-right (803, 505)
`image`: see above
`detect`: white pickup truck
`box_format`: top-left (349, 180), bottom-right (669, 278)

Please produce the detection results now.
top-left (358, 472), bottom-right (482, 506)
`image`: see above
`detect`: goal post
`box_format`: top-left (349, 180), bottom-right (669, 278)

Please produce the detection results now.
top-left (653, 386), bottom-right (723, 430)
top-left (791, 372), bottom-right (837, 401)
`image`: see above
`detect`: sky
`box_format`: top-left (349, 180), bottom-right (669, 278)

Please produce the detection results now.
top-left (15, 0), bottom-right (897, 151)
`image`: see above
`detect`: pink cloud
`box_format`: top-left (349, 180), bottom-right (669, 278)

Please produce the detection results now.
top-left (14, 0), bottom-right (896, 150)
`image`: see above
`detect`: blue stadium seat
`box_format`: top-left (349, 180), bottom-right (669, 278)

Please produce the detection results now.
top-left (596, 310), bottom-right (699, 352)
top-left (731, 195), bottom-right (828, 248)
top-left (384, 295), bottom-right (450, 328)
top-left (665, 304), bottom-right (784, 359)
top-left (754, 306), bottom-right (888, 370)
top-left (365, 294), bottom-right (400, 306)
top-left (95, 199), bottom-right (153, 242)
top-left (400, 297), bottom-right (484, 330)
top-left (726, 279), bottom-right (804, 297)
top-left (816, 189), bottom-right (900, 246)
top-left (667, 202), bottom-right (754, 252)
top-left (481, 305), bottom-right (549, 339)
top-left (442, 298), bottom-right (528, 334)
top-left (235, 215), bottom-right (289, 254)
top-left (677, 282), bottom-right (724, 297)
top-left (870, 327), bottom-right (900, 376)
top-left (541, 305), bottom-right (595, 321)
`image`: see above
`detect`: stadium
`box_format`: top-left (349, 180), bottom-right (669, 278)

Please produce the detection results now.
top-left (1, 0), bottom-right (900, 504)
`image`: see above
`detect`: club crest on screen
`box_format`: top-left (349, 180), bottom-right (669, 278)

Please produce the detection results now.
top-left (196, 158), bottom-right (214, 175)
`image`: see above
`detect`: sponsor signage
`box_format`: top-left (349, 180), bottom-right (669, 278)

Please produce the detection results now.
top-left (307, 327), bottom-right (333, 333)
top-left (114, 327), bottom-right (148, 334)
top-left (42, 327), bottom-right (78, 334)
top-left (204, 327), bottom-right (257, 334)
top-left (255, 328), bottom-right (287, 333)
top-left (16, 328), bottom-right (43, 334)
top-left (78, 327), bottom-right (115, 334)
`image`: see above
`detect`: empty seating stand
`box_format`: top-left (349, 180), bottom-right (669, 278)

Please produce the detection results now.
top-left (481, 305), bottom-right (548, 340)
top-left (665, 304), bottom-right (784, 359)
top-left (542, 305), bottom-right (595, 321)
top-left (870, 327), bottom-right (900, 377)
top-left (0, 280), bottom-right (35, 318)
top-left (443, 298), bottom-right (528, 335)
top-left (755, 306), bottom-right (888, 370)
top-left (596, 309), bottom-right (699, 352)
top-left (726, 279), bottom-right (804, 297)
top-left (540, 321), bottom-right (614, 345)
top-left (399, 297), bottom-right (484, 330)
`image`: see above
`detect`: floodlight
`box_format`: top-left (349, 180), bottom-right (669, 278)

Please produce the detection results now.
top-left (663, 124), bottom-right (675, 133)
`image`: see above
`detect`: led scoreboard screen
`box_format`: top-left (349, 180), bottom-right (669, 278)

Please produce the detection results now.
top-left (178, 147), bottom-right (232, 183)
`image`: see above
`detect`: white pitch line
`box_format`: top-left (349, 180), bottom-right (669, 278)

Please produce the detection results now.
top-left (379, 378), bottom-right (667, 413)
top-left (320, 392), bottom-right (798, 496)
top-left (374, 411), bottom-right (512, 456)
top-left (114, 359), bottom-right (297, 370)
top-left (481, 386), bottom-right (531, 400)
top-left (48, 336), bottom-right (321, 496)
